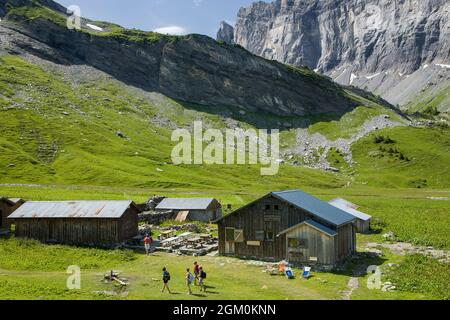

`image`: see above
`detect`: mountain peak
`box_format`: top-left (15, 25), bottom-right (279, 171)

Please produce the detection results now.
top-left (216, 21), bottom-right (234, 44)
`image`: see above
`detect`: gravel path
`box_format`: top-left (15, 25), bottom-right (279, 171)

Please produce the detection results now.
top-left (342, 277), bottom-right (359, 300)
top-left (366, 242), bottom-right (450, 263)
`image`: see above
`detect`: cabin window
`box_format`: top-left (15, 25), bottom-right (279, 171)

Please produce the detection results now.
top-left (265, 204), bottom-right (271, 210)
top-left (288, 238), bottom-right (299, 248)
top-left (298, 238), bottom-right (307, 248)
top-left (265, 231), bottom-right (275, 241)
top-left (225, 228), bottom-right (235, 241)
top-left (255, 230), bottom-right (265, 241)
top-left (274, 205), bottom-right (279, 210)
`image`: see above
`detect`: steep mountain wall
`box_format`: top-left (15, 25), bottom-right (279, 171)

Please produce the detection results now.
top-left (227, 0), bottom-right (450, 109)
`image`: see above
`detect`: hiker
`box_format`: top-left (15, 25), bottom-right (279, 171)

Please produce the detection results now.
top-left (144, 234), bottom-right (152, 255)
top-left (186, 268), bottom-right (195, 295)
top-left (198, 266), bottom-right (207, 292)
top-left (193, 261), bottom-right (200, 285)
top-left (161, 267), bottom-right (171, 293)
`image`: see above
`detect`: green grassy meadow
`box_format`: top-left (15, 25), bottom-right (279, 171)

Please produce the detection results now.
top-left (0, 236), bottom-right (443, 300)
top-left (0, 49), bottom-right (449, 300)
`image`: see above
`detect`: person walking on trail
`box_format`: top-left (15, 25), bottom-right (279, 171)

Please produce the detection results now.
top-left (161, 267), bottom-right (172, 294)
top-left (144, 234), bottom-right (152, 255)
top-left (193, 261), bottom-right (200, 285)
top-left (198, 266), bottom-right (207, 292)
top-left (186, 268), bottom-right (195, 295)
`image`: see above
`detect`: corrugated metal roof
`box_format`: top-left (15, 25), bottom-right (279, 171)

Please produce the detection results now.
top-left (156, 198), bottom-right (215, 210)
top-left (8, 201), bottom-right (134, 219)
top-left (272, 190), bottom-right (355, 226)
top-left (278, 219), bottom-right (337, 237)
top-left (329, 198), bottom-right (360, 210)
top-left (329, 198), bottom-right (372, 221)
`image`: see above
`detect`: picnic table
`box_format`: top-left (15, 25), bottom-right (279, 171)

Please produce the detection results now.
top-left (159, 230), bottom-right (176, 240)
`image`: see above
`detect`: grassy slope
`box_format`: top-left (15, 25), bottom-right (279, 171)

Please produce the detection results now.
top-left (0, 55), bottom-right (346, 192)
top-left (352, 126), bottom-right (450, 188)
top-left (0, 237), bottom-right (434, 300)
top-left (405, 81), bottom-right (450, 113)
top-left (308, 105), bottom-right (403, 140)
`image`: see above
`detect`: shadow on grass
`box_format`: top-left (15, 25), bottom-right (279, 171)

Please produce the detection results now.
top-left (332, 252), bottom-right (388, 278)
top-left (176, 100), bottom-right (349, 131)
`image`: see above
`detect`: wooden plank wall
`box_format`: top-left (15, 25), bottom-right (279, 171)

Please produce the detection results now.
top-left (0, 200), bottom-right (23, 229)
top-left (0, 201), bottom-right (9, 229)
top-left (119, 208), bottom-right (139, 241)
top-left (335, 223), bottom-right (356, 262)
top-left (218, 195), bottom-right (319, 260)
top-left (285, 224), bottom-right (335, 265)
top-left (15, 218), bottom-right (120, 244)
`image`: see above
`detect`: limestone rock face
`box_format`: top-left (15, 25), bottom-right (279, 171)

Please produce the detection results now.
top-left (216, 21), bottom-right (234, 44)
top-left (230, 0), bottom-right (450, 107)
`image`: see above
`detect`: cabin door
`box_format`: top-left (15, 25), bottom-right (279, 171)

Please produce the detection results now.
top-left (225, 242), bottom-right (235, 254)
top-left (225, 228), bottom-right (235, 254)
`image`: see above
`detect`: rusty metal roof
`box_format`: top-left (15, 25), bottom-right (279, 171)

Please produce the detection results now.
top-left (8, 201), bottom-right (134, 219)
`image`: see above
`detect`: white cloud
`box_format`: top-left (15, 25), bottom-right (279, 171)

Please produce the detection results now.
top-left (193, 0), bottom-right (203, 6)
top-left (153, 25), bottom-right (188, 35)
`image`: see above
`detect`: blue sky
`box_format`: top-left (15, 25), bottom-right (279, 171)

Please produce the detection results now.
top-left (57, 0), bottom-right (262, 37)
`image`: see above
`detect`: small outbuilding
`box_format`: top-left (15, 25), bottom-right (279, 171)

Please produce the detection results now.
top-left (8, 200), bottom-right (139, 245)
top-left (155, 198), bottom-right (222, 222)
top-left (216, 190), bottom-right (356, 267)
top-left (0, 197), bottom-right (25, 230)
top-left (329, 198), bottom-right (372, 234)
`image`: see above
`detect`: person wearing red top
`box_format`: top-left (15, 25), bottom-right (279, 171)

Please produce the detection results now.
top-left (144, 234), bottom-right (152, 255)
top-left (193, 261), bottom-right (200, 285)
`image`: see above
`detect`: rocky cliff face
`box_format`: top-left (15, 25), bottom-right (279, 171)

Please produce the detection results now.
top-left (227, 0), bottom-right (450, 109)
top-left (216, 21), bottom-right (234, 44)
top-left (0, 0), bottom-right (383, 117)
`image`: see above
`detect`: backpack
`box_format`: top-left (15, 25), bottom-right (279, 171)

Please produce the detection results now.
top-left (200, 271), bottom-right (206, 279)
top-left (163, 271), bottom-right (170, 281)
top-left (188, 273), bottom-right (195, 284)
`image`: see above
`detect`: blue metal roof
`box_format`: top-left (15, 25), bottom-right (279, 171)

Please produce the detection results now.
top-left (272, 190), bottom-right (355, 226)
top-left (156, 198), bottom-right (216, 210)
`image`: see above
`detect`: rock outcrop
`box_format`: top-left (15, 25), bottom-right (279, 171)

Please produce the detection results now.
top-left (0, 0), bottom-right (383, 117)
top-left (216, 21), bottom-right (234, 44)
top-left (226, 0), bottom-right (450, 108)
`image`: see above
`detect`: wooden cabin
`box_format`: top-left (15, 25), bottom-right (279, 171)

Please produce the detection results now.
top-left (215, 190), bottom-right (356, 267)
top-left (0, 197), bottom-right (25, 230)
top-left (8, 200), bottom-right (139, 245)
top-left (155, 198), bottom-right (222, 222)
top-left (329, 198), bottom-right (372, 234)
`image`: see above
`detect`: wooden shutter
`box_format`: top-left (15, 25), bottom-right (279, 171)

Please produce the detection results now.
top-left (234, 229), bottom-right (244, 242)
